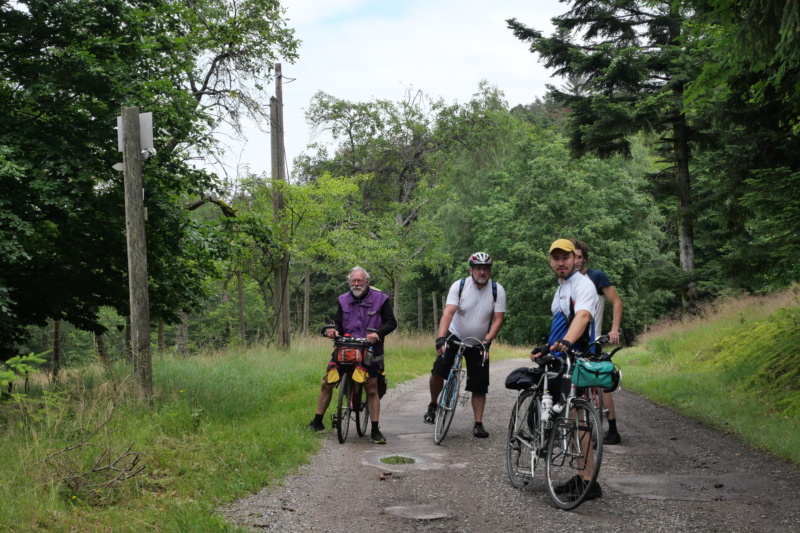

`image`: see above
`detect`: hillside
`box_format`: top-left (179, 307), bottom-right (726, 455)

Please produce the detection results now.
top-left (618, 287), bottom-right (800, 462)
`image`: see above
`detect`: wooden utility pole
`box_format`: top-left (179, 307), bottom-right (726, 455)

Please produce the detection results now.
top-left (237, 270), bottom-right (246, 344)
top-left (417, 287), bottom-right (423, 332)
top-left (121, 106), bottom-right (152, 405)
top-left (271, 63), bottom-right (291, 349)
top-left (303, 266), bottom-right (310, 335)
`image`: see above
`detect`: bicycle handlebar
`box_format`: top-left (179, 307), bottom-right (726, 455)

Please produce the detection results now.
top-left (321, 324), bottom-right (378, 342)
top-left (446, 335), bottom-right (489, 366)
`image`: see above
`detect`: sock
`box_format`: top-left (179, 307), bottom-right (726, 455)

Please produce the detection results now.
top-left (313, 413), bottom-right (324, 425)
top-left (474, 421), bottom-right (483, 427)
top-left (608, 419), bottom-right (618, 433)
top-left (371, 421), bottom-right (379, 432)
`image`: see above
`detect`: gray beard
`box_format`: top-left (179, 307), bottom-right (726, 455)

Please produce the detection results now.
top-left (351, 287), bottom-right (365, 297)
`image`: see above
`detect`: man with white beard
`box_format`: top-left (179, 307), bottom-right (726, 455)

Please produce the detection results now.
top-left (308, 266), bottom-right (397, 443)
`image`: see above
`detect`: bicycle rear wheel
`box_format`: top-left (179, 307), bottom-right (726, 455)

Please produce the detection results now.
top-left (336, 373), bottom-right (352, 444)
top-left (507, 389), bottom-right (542, 488)
top-left (433, 370), bottom-right (460, 445)
top-left (586, 387), bottom-right (607, 433)
top-left (545, 399), bottom-right (602, 510)
top-left (354, 382), bottom-right (369, 437)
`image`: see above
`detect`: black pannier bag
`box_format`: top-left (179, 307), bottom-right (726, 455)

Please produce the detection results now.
top-left (505, 367), bottom-right (543, 390)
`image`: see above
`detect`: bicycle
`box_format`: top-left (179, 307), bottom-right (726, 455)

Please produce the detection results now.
top-left (433, 336), bottom-right (487, 445)
top-left (584, 330), bottom-right (625, 432)
top-left (325, 328), bottom-right (377, 444)
top-left (583, 384), bottom-right (606, 434)
top-left (505, 336), bottom-right (621, 510)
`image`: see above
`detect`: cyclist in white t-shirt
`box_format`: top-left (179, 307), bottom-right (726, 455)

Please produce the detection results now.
top-left (424, 252), bottom-right (506, 438)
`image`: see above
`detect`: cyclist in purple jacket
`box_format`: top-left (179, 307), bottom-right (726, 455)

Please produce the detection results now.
top-left (307, 266), bottom-right (397, 443)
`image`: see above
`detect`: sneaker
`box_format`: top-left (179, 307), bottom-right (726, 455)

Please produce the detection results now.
top-left (307, 419), bottom-right (325, 431)
top-left (370, 429), bottom-right (387, 444)
top-left (423, 403), bottom-right (437, 424)
top-left (554, 474), bottom-right (583, 495)
top-left (472, 423), bottom-right (489, 438)
top-left (554, 475), bottom-right (603, 501)
top-left (583, 480), bottom-right (603, 501)
top-left (603, 431), bottom-right (622, 445)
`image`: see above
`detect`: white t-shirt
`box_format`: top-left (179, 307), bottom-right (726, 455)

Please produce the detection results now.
top-left (445, 276), bottom-right (507, 344)
top-left (550, 270), bottom-right (598, 339)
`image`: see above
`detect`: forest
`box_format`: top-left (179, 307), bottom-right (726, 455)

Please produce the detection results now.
top-left (2, 0), bottom-right (800, 371)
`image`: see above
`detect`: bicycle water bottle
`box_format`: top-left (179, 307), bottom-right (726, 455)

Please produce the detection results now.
top-left (541, 390), bottom-right (553, 425)
top-left (367, 345), bottom-right (374, 365)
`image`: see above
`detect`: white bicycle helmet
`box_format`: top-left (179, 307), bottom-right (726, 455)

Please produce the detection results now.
top-left (468, 252), bottom-right (493, 267)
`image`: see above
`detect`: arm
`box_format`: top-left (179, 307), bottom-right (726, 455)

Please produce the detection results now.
top-left (602, 285), bottom-right (624, 344)
top-left (327, 303), bottom-right (344, 339)
top-left (436, 304), bottom-right (458, 354)
top-left (484, 312), bottom-right (505, 342)
top-left (551, 309), bottom-right (592, 353)
top-left (372, 298), bottom-right (398, 343)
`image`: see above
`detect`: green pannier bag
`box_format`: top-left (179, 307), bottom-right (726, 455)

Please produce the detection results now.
top-left (571, 359), bottom-right (616, 389)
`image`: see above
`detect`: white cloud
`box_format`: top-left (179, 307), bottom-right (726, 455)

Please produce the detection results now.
top-left (211, 0), bottom-right (565, 178)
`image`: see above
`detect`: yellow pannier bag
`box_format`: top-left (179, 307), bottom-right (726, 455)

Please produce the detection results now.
top-left (352, 365), bottom-right (368, 384)
top-left (325, 363), bottom-right (340, 384)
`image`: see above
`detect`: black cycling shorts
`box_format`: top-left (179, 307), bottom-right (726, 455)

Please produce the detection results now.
top-left (431, 336), bottom-right (489, 395)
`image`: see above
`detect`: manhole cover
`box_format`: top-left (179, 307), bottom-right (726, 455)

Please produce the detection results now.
top-left (381, 455), bottom-right (416, 465)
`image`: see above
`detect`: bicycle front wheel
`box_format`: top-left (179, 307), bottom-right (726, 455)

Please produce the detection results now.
top-left (545, 399), bottom-right (603, 510)
top-left (354, 382), bottom-right (369, 437)
top-left (507, 389), bottom-right (542, 489)
top-left (433, 370), bottom-right (460, 445)
top-left (336, 372), bottom-right (352, 444)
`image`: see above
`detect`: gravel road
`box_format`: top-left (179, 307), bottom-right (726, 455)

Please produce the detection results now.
top-left (222, 358), bottom-right (800, 532)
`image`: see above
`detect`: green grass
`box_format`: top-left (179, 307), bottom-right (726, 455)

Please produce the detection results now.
top-left (5, 299), bottom-right (799, 532)
top-left (0, 335), bottom-right (522, 532)
top-left (617, 288), bottom-right (800, 463)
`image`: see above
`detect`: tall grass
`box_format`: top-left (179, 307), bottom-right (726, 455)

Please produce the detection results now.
top-left (0, 335), bottom-right (522, 532)
top-left (618, 287), bottom-right (800, 463)
top-left (9, 298), bottom-right (799, 532)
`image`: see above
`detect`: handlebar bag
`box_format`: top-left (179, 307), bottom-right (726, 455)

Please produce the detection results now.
top-left (505, 367), bottom-right (543, 390)
top-left (333, 345), bottom-right (366, 365)
top-left (571, 359), bottom-right (616, 389)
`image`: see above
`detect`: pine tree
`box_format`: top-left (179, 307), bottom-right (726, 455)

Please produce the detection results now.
top-left (508, 1), bottom-right (704, 313)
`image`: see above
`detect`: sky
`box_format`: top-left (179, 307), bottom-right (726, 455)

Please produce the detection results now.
top-left (211, 0), bottom-right (566, 178)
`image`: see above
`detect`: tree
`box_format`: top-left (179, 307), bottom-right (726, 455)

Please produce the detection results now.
top-left (0, 0), bottom-right (299, 355)
top-left (683, 0), bottom-right (800, 291)
top-left (298, 90), bottom-right (451, 324)
top-left (508, 1), bottom-right (704, 314)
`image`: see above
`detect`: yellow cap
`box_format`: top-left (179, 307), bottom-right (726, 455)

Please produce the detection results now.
top-left (549, 239), bottom-right (575, 253)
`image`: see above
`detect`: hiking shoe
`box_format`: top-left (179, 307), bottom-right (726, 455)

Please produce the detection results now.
top-left (603, 431), bottom-right (622, 445)
top-left (472, 423), bottom-right (489, 438)
top-left (423, 403), bottom-right (437, 424)
top-left (307, 419), bottom-right (325, 431)
top-left (554, 474), bottom-right (583, 495)
top-left (370, 429), bottom-right (387, 444)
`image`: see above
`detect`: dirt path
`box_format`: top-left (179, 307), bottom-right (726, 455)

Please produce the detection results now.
top-left (223, 358), bottom-right (800, 532)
